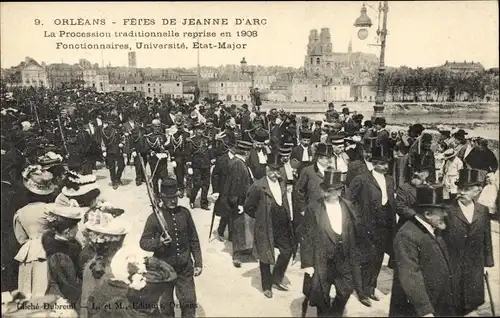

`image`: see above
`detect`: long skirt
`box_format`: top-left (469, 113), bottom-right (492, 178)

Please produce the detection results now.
top-left (18, 260), bottom-right (48, 297)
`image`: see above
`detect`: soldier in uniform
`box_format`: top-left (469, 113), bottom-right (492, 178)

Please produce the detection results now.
top-left (129, 119), bottom-right (149, 186)
top-left (167, 114), bottom-right (191, 198)
top-left (187, 122), bottom-right (214, 210)
top-left (139, 178), bottom-right (202, 318)
top-left (144, 119), bottom-right (169, 195)
top-left (101, 114), bottom-right (126, 189)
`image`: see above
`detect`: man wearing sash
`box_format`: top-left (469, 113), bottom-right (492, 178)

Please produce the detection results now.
top-left (244, 152), bottom-right (294, 298)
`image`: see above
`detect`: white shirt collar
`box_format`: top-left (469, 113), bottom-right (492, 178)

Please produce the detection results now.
top-left (415, 215), bottom-right (435, 237)
top-left (458, 200), bottom-right (475, 223)
top-left (228, 152), bottom-right (235, 159)
top-left (365, 159), bottom-right (374, 171)
top-left (317, 163), bottom-right (325, 175)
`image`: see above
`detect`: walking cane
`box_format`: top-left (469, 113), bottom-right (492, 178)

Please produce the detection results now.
top-left (485, 270), bottom-right (496, 316)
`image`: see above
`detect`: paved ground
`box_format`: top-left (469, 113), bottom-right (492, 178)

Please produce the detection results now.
top-left (95, 164), bottom-right (500, 317)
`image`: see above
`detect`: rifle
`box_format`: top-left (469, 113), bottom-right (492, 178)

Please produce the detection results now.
top-left (485, 270), bottom-right (496, 316)
top-left (138, 154), bottom-right (172, 243)
top-left (56, 115), bottom-right (69, 155)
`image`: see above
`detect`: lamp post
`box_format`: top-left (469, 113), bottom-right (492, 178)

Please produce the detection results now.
top-left (240, 57), bottom-right (257, 110)
top-left (354, 1), bottom-right (389, 121)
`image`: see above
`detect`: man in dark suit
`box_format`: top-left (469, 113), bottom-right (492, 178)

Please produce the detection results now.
top-left (443, 169), bottom-right (494, 316)
top-left (347, 145), bottom-right (396, 307)
top-left (345, 143), bottom-right (373, 187)
top-left (222, 140), bottom-right (255, 267)
top-left (295, 143), bottom-right (333, 217)
top-left (247, 129), bottom-right (270, 180)
top-left (211, 138), bottom-right (236, 241)
top-left (244, 152), bottom-right (294, 298)
top-left (290, 129), bottom-right (313, 177)
top-left (389, 184), bottom-right (456, 317)
top-left (300, 168), bottom-right (363, 317)
top-left (409, 133), bottom-right (436, 183)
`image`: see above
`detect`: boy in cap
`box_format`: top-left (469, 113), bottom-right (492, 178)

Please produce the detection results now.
top-left (140, 178), bottom-right (202, 318)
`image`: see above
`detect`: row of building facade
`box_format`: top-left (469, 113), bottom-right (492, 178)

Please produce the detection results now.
top-left (1, 57), bottom-right (497, 103)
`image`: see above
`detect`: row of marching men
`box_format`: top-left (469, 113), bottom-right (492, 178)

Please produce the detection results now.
top-left (209, 119), bottom-right (495, 318)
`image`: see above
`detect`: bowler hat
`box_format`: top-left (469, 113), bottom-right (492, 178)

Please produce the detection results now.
top-left (454, 129), bottom-right (468, 138)
top-left (455, 168), bottom-right (487, 187)
top-left (320, 168), bottom-right (344, 190)
top-left (159, 178), bottom-right (179, 198)
top-left (414, 184), bottom-right (446, 209)
top-left (342, 107), bottom-right (350, 115)
top-left (315, 143), bottom-right (333, 157)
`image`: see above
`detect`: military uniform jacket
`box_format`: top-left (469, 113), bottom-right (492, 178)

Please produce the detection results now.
top-left (139, 206), bottom-right (202, 269)
top-left (187, 135), bottom-right (213, 168)
top-left (144, 131), bottom-right (167, 154)
top-left (101, 126), bottom-right (123, 155)
top-left (167, 130), bottom-right (191, 161)
top-left (129, 126), bottom-right (149, 154)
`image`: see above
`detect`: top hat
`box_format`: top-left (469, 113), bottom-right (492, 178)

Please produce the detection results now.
top-left (371, 145), bottom-right (390, 162)
top-left (300, 129), bottom-right (313, 140)
top-left (266, 153), bottom-right (283, 169)
top-left (236, 140), bottom-right (253, 153)
top-left (414, 184), bottom-right (446, 209)
top-left (253, 129), bottom-right (269, 143)
top-left (159, 178), bottom-right (179, 198)
top-left (320, 168), bottom-right (344, 190)
top-left (455, 168), bottom-right (487, 187)
top-left (315, 143), bottom-right (333, 157)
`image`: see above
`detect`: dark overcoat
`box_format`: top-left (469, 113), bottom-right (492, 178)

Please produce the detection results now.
top-left (244, 177), bottom-right (294, 265)
top-left (222, 156), bottom-right (254, 252)
top-left (347, 171), bottom-right (396, 261)
top-left (345, 159), bottom-right (369, 187)
top-left (443, 200), bottom-right (495, 314)
top-left (300, 197), bottom-right (362, 307)
top-left (247, 148), bottom-right (267, 180)
top-left (295, 163), bottom-right (324, 214)
top-left (290, 145), bottom-right (313, 176)
top-left (389, 219), bottom-right (456, 317)
top-left (211, 152), bottom-right (231, 218)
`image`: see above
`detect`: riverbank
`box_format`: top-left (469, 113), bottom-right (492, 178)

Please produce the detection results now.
top-left (383, 102), bottom-right (499, 115)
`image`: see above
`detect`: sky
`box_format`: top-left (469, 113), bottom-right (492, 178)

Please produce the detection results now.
top-left (1, 1), bottom-right (498, 69)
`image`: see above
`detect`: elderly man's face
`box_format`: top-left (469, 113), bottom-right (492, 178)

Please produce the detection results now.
top-left (332, 144), bottom-right (344, 155)
top-left (423, 208), bottom-right (448, 231)
top-left (323, 187), bottom-right (342, 202)
top-left (457, 185), bottom-right (482, 204)
top-left (266, 167), bottom-right (281, 182)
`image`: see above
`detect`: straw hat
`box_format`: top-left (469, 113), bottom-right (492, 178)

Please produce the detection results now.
top-left (62, 171), bottom-right (99, 197)
top-left (22, 165), bottom-right (57, 196)
top-left (442, 148), bottom-right (456, 160)
top-left (51, 206), bottom-right (84, 220)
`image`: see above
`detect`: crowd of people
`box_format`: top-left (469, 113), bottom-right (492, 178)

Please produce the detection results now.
top-left (1, 84), bottom-right (499, 317)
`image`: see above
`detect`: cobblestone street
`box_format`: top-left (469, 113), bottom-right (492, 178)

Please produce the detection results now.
top-left (96, 165), bottom-right (500, 317)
